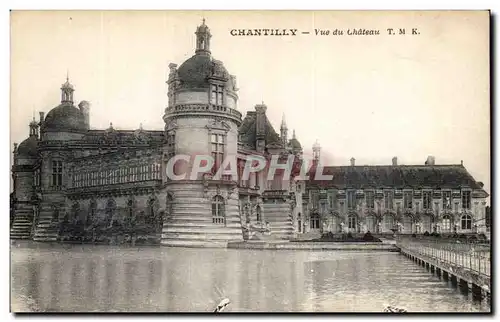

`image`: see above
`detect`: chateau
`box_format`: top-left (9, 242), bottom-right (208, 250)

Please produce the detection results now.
top-left (10, 21), bottom-right (489, 246)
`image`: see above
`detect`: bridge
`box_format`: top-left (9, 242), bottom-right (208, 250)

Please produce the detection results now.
top-left (396, 235), bottom-right (490, 300)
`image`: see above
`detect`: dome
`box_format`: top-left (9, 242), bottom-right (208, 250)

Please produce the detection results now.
top-left (290, 137), bottom-right (302, 149)
top-left (17, 135), bottom-right (38, 158)
top-left (43, 103), bottom-right (87, 132)
top-left (177, 55), bottom-right (232, 89)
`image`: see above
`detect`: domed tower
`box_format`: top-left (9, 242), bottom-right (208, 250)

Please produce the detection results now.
top-left (11, 118), bottom-right (39, 239)
top-left (161, 20), bottom-right (243, 247)
top-left (33, 77), bottom-right (89, 242)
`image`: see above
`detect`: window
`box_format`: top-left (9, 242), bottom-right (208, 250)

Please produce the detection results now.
top-left (442, 191), bottom-right (452, 210)
top-left (127, 199), bottom-right (134, 222)
top-left (461, 214), bottom-right (472, 230)
top-left (167, 131), bottom-right (176, 156)
top-left (348, 215), bottom-right (357, 229)
top-left (310, 213), bottom-right (320, 229)
top-left (423, 191), bottom-right (432, 210)
top-left (256, 205), bottom-right (262, 222)
top-left (383, 215), bottom-right (395, 231)
top-left (347, 190), bottom-right (356, 210)
top-left (212, 195), bottom-right (226, 225)
top-left (311, 191), bottom-right (319, 209)
top-left (384, 191), bottom-right (394, 210)
top-left (365, 191), bottom-right (374, 209)
top-left (210, 85), bottom-right (224, 105)
top-left (51, 160), bottom-right (63, 188)
top-left (403, 191), bottom-right (413, 209)
top-left (105, 199), bottom-right (116, 227)
top-left (462, 191), bottom-right (471, 210)
top-left (442, 215), bottom-right (452, 231)
top-left (211, 133), bottom-right (225, 174)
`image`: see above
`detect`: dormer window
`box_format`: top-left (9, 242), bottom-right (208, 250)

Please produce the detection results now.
top-left (211, 85), bottom-right (224, 105)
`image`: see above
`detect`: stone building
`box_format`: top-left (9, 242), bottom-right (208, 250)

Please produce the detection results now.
top-left (300, 145), bottom-right (489, 237)
top-left (10, 20), bottom-right (488, 246)
top-left (10, 20), bottom-right (302, 246)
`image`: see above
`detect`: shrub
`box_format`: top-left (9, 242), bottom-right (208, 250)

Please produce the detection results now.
top-left (346, 232), bottom-right (353, 239)
top-left (423, 231), bottom-right (430, 236)
top-left (477, 233), bottom-right (487, 240)
top-left (411, 233), bottom-right (416, 238)
top-left (363, 231), bottom-right (375, 241)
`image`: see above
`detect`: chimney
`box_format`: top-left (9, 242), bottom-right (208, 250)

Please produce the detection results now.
top-left (425, 155), bottom-right (435, 166)
top-left (78, 100), bottom-right (90, 129)
top-left (39, 111), bottom-right (45, 124)
top-left (392, 157), bottom-right (398, 166)
top-left (350, 157), bottom-right (355, 166)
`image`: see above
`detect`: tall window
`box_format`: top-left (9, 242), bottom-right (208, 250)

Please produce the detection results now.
top-left (462, 191), bottom-right (471, 210)
top-left (365, 191), bottom-right (374, 209)
top-left (423, 191), bottom-right (432, 210)
top-left (348, 215), bottom-right (357, 229)
top-left (311, 191), bottom-right (320, 209)
top-left (442, 191), bottom-right (452, 210)
top-left (461, 214), bottom-right (472, 230)
top-left (210, 85), bottom-right (224, 105)
top-left (51, 160), bottom-right (63, 188)
top-left (167, 131), bottom-right (176, 155)
top-left (347, 190), bottom-right (356, 210)
top-left (384, 191), bottom-right (394, 210)
top-left (442, 215), bottom-right (451, 231)
top-left (310, 213), bottom-right (320, 229)
top-left (212, 195), bottom-right (225, 225)
top-left (211, 133), bottom-right (225, 174)
top-left (403, 191), bottom-right (413, 209)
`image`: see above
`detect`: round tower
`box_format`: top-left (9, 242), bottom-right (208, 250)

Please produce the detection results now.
top-left (161, 20), bottom-right (243, 247)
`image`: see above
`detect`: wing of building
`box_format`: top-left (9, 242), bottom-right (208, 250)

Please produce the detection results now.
top-left (10, 20), bottom-right (489, 246)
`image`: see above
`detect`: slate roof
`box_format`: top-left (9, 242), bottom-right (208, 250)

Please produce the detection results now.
top-left (43, 103), bottom-right (87, 132)
top-left (306, 164), bottom-right (487, 193)
top-left (238, 111), bottom-right (282, 149)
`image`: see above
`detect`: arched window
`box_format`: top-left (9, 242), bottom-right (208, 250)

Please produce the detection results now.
top-left (348, 214), bottom-right (357, 229)
top-left (441, 215), bottom-right (451, 231)
top-left (148, 197), bottom-right (158, 226)
top-left (87, 200), bottom-right (97, 226)
top-left (310, 213), bottom-right (320, 229)
top-left (71, 202), bottom-right (80, 223)
top-left (212, 195), bottom-right (225, 225)
top-left (461, 214), bottom-right (472, 230)
top-left (256, 205), bottom-right (262, 223)
top-left (383, 214), bottom-right (394, 231)
top-left (105, 199), bottom-right (116, 226)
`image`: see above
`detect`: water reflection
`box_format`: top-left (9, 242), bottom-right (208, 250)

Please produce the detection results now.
top-left (10, 242), bottom-right (490, 312)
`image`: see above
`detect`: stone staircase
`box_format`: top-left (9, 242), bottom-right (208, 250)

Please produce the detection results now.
top-left (32, 211), bottom-right (59, 242)
top-left (161, 198), bottom-right (244, 248)
top-left (10, 212), bottom-right (33, 240)
top-left (262, 203), bottom-right (294, 239)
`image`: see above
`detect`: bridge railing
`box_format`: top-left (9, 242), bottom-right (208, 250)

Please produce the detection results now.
top-left (396, 235), bottom-right (490, 278)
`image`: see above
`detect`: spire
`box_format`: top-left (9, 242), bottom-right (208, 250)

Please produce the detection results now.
top-left (61, 74), bottom-right (74, 104)
top-left (195, 18), bottom-right (211, 55)
top-left (29, 115), bottom-right (39, 137)
top-left (280, 113), bottom-right (287, 130)
top-left (292, 129), bottom-right (296, 140)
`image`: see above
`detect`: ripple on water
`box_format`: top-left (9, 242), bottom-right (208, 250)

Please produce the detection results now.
top-left (10, 243), bottom-right (490, 313)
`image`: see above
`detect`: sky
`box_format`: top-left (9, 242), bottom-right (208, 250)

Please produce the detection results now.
top-left (10, 10), bottom-right (490, 194)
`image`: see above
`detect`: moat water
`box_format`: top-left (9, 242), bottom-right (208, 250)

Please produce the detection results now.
top-left (10, 241), bottom-right (490, 313)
